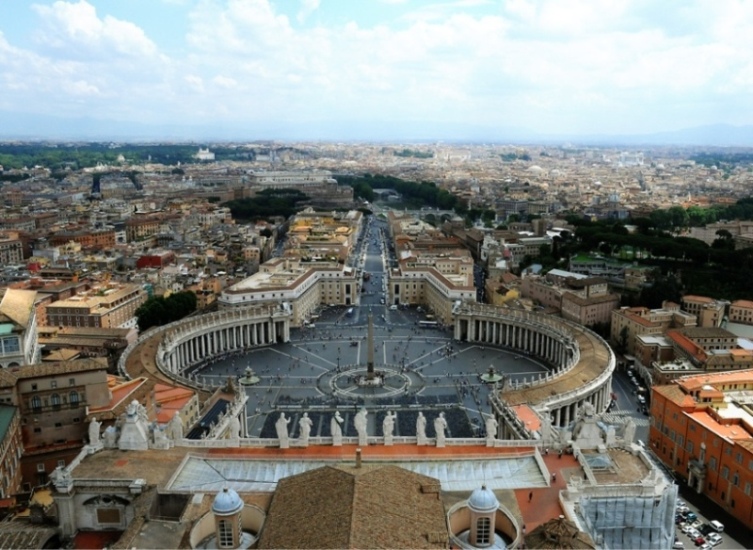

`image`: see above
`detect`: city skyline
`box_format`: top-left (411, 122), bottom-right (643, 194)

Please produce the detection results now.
top-left (1, 0), bottom-right (753, 143)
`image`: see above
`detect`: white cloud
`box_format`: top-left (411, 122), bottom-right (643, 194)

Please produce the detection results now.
top-left (0, 0), bottom-right (751, 136)
top-left (32, 0), bottom-right (158, 59)
top-left (297, 0), bottom-right (320, 23)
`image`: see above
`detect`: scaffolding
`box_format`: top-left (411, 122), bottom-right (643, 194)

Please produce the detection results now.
top-left (576, 482), bottom-right (677, 549)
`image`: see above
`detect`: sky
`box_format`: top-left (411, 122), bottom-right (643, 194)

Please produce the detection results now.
top-left (0, 0), bottom-right (752, 141)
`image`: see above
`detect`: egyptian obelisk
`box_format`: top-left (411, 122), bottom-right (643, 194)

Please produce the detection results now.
top-left (367, 312), bottom-right (375, 380)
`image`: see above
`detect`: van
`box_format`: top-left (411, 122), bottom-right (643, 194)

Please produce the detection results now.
top-left (708, 520), bottom-right (724, 533)
top-left (389, 304), bottom-right (398, 310)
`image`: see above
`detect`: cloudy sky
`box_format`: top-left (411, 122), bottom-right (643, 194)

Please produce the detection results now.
top-left (1, 0), bottom-right (752, 141)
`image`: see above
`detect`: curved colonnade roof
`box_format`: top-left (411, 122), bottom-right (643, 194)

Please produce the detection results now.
top-left (499, 321), bottom-right (613, 407)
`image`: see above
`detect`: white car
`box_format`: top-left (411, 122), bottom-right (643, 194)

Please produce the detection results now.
top-left (706, 533), bottom-right (722, 546)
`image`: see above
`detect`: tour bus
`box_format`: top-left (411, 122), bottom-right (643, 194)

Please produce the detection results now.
top-left (418, 320), bottom-right (439, 328)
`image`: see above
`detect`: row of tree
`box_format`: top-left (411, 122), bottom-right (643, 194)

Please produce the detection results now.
top-left (135, 291), bottom-right (197, 332)
top-left (222, 189), bottom-right (309, 220)
top-left (337, 174), bottom-right (463, 211)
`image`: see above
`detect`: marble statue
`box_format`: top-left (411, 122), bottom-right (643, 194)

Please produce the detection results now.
top-left (276, 413), bottom-right (291, 448)
top-left (88, 417), bottom-right (101, 445)
top-left (331, 411), bottom-right (344, 446)
top-left (624, 418), bottom-right (636, 444)
top-left (485, 415), bottom-right (498, 446)
top-left (434, 412), bottom-right (448, 448)
top-left (299, 412), bottom-right (313, 446)
top-left (383, 411), bottom-right (396, 445)
top-left (416, 412), bottom-right (428, 445)
top-left (103, 426), bottom-right (118, 449)
top-left (167, 412), bottom-right (184, 441)
top-left (354, 408), bottom-right (368, 445)
top-left (540, 413), bottom-right (553, 442)
top-left (228, 416), bottom-right (242, 440)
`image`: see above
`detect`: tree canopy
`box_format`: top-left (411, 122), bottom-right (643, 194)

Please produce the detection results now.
top-left (136, 291), bottom-right (197, 332)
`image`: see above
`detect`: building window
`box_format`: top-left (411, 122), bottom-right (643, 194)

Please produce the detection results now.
top-left (722, 466), bottom-right (729, 480)
top-left (31, 383), bottom-right (37, 391)
top-left (476, 517), bottom-right (491, 545)
top-left (69, 378), bottom-right (75, 386)
top-left (57, 460), bottom-right (66, 468)
top-left (709, 457), bottom-right (717, 471)
top-left (51, 393), bottom-right (61, 410)
top-left (31, 395), bottom-right (41, 412)
top-left (36, 463), bottom-right (45, 473)
top-left (218, 519), bottom-right (234, 548)
top-left (69, 391), bottom-right (79, 408)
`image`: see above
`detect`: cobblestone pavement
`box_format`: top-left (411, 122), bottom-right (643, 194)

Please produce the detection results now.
top-left (190, 306), bottom-right (550, 437)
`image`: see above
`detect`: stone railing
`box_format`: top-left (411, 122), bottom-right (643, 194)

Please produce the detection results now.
top-left (174, 435), bottom-right (543, 450)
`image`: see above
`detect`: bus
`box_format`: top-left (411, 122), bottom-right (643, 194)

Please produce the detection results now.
top-left (418, 320), bottom-right (439, 328)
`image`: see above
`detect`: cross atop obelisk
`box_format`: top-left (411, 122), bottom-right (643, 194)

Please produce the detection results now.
top-left (367, 311), bottom-right (375, 380)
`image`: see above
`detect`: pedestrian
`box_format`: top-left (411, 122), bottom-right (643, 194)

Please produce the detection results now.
top-left (558, 449), bottom-right (562, 459)
top-left (528, 491), bottom-right (533, 502)
top-left (552, 472), bottom-right (556, 482)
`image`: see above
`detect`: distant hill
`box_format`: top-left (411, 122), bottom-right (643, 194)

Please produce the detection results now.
top-left (573, 124), bottom-right (753, 147)
top-left (1, 110), bottom-right (752, 147)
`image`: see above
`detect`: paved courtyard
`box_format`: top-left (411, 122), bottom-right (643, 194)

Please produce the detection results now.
top-left (189, 304), bottom-right (549, 439)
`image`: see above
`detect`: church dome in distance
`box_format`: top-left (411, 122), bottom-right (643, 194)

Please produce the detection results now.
top-left (468, 485), bottom-right (499, 513)
top-left (212, 486), bottom-right (243, 516)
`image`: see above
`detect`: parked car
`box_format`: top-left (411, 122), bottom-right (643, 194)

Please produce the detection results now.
top-left (706, 533), bottom-right (722, 546)
top-left (708, 520), bottom-right (724, 533)
top-left (691, 535), bottom-right (705, 546)
top-left (684, 511), bottom-right (698, 523)
top-left (673, 541), bottom-right (684, 549)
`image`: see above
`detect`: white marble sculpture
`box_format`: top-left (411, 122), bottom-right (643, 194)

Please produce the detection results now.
top-left (88, 417), bottom-right (101, 445)
top-left (276, 413), bottom-right (291, 449)
top-left (103, 426), bottom-right (118, 449)
top-left (383, 411), bottom-right (396, 446)
top-left (485, 415), bottom-right (498, 447)
top-left (167, 412), bottom-right (184, 441)
top-left (228, 415), bottom-right (242, 441)
top-left (354, 408), bottom-right (368, 446)
top-left (331, 411), bottom-right (344, 446)
top-left (299, 412), bottom-right (313, 446)
top-left (118, 400), bottom-right (149, 451)
top-left (434, 412), bottom-right (448, 448)
top-left (416, 412), bottom-right (428, 445)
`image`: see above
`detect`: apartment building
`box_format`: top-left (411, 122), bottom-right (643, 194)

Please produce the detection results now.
top-left (561, 291), bottom-right (620, 327)
top-left (681, 295), bottom-right (725, 328)
top-left (0, 233), bottom-right (23, 266)
top-left (650, 370), bottom-right (753, 527)
top-left (666, 327), bottom-right (753, 372)
top-left (48, 229), bottom-right (116, 250)
top-left (0, 405), bottom-right (22, 499)
top-left (219, 258), bottom-right (359, 325)
top-left (45, 283), bottom-right (147, 330)
top-left (611, 303), bottom-right (697, 355)
top-left (0, 358), bottom-right (110, 487)
top-left (729, 300), bottom-right (753, 325)
top-left (0, 288), bottom-right (40, 368)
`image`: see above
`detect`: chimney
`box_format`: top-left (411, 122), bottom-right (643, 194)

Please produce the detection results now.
top-left (356, 448), bottom-right (362, 468)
